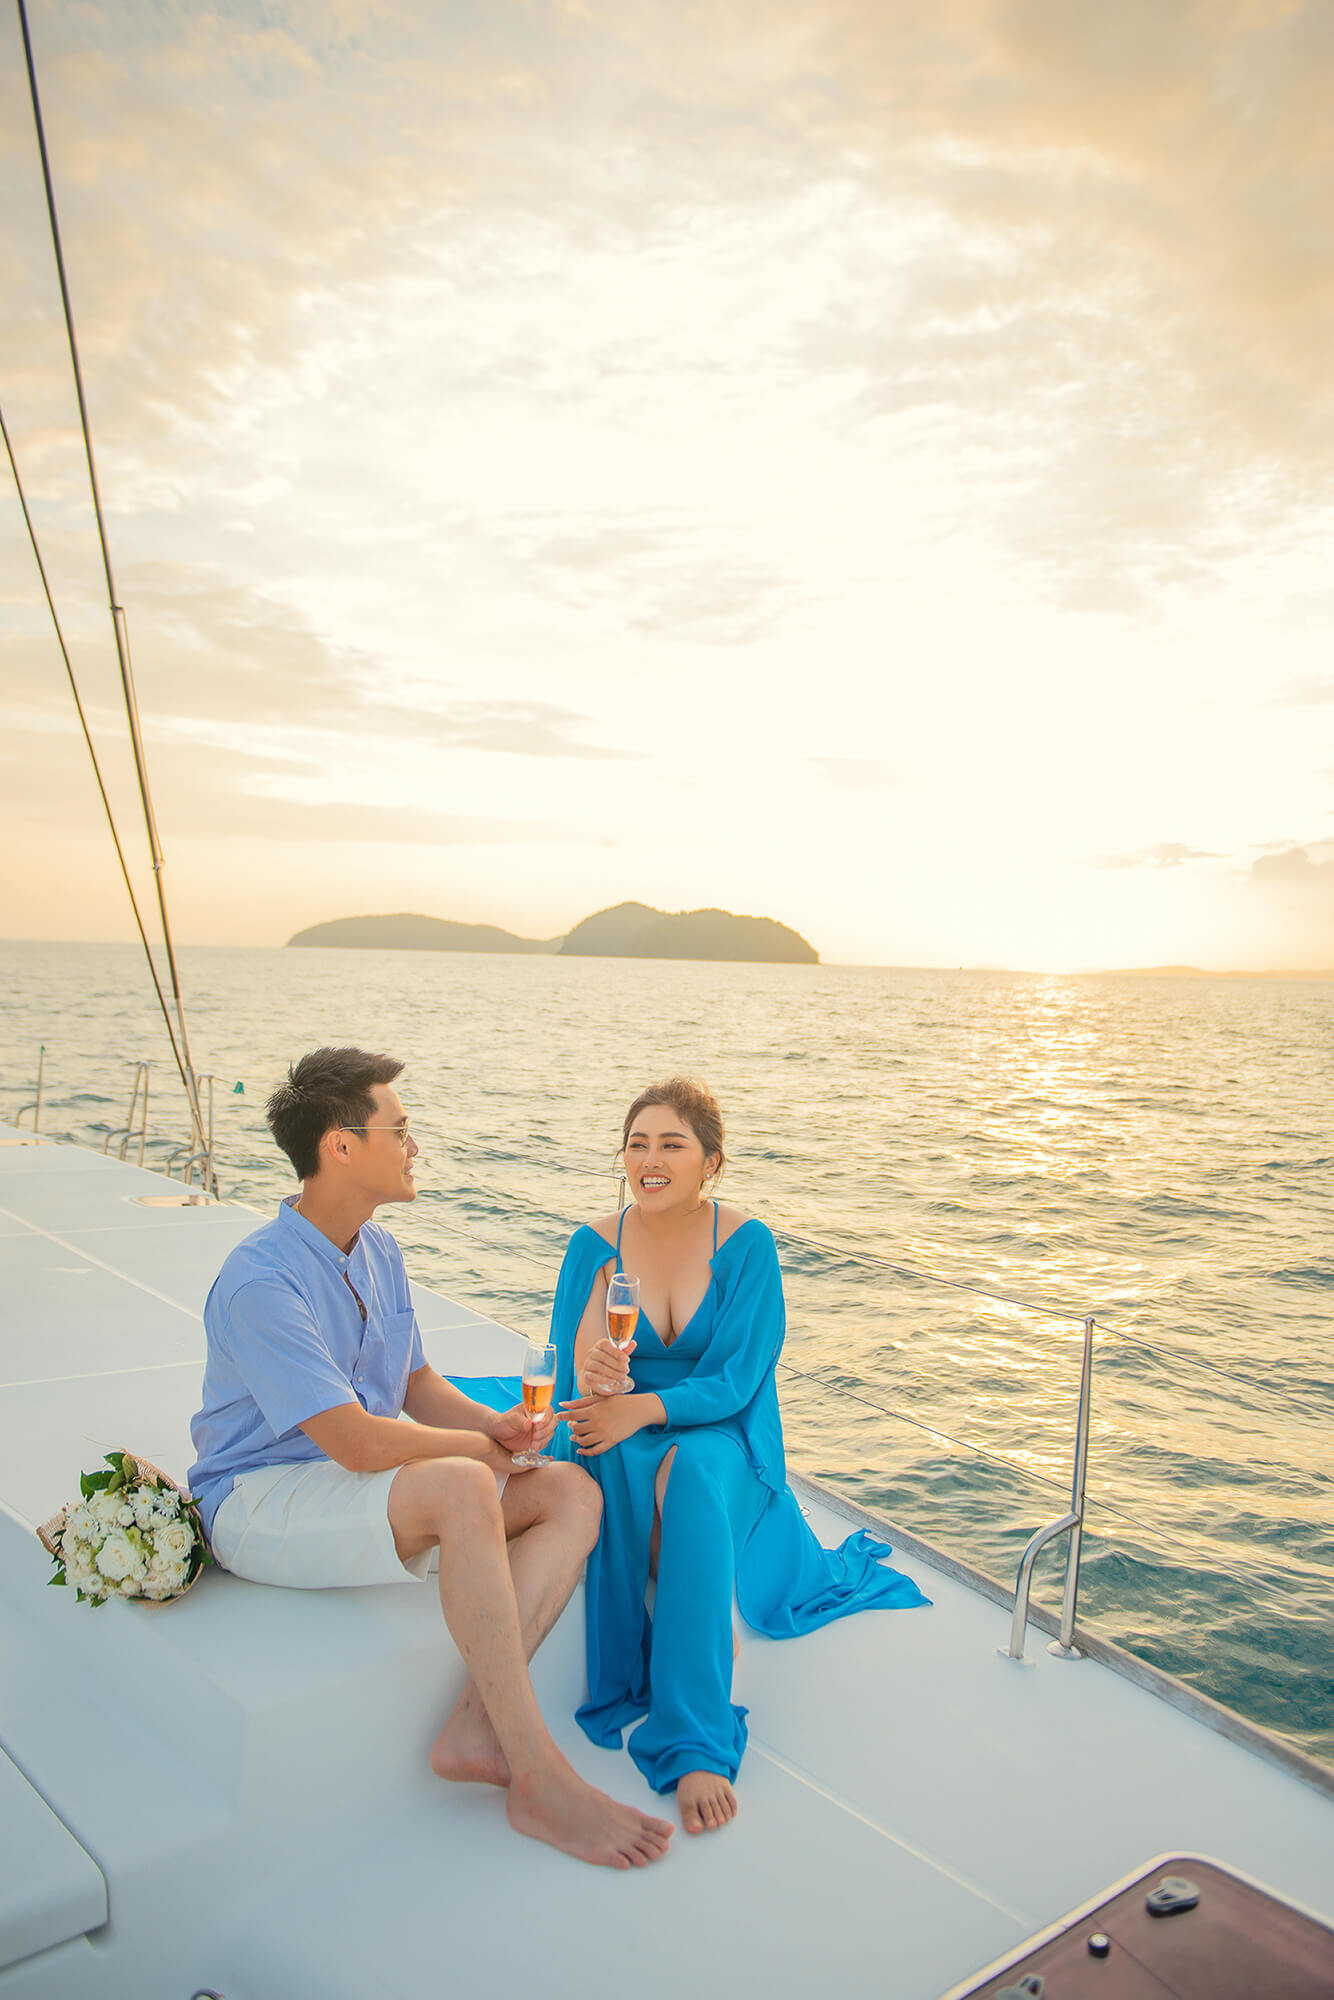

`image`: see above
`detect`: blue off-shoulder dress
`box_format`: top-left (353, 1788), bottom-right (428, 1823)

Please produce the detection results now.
top-left (549, 1209), bottom-right (930, 1796)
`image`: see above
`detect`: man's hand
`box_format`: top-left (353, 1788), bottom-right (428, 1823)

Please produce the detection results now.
top-left (489, 1400), bottom-right (556, 1459)
top-left (578, 1335), bottom-right (635, 1398)
top-left (558, 1391), bottom-right (648, 1457)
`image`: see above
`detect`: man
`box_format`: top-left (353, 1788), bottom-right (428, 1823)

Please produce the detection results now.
top-left (188, 1046), bottom-right (671, 1870)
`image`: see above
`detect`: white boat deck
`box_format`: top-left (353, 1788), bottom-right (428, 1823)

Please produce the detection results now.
top-left (2, 1133), bottom-right (1332, 2000)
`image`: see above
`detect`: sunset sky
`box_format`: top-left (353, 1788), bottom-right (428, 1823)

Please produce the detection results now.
top-left (2, 0), bottom-right (1333, 970)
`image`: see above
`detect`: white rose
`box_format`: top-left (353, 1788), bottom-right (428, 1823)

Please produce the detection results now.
top-left (94, 1529), bottom-right (138, 1582)
top-left (150, 1561), bottom-right (189, 1598)
top-left (90, 1492), bottom-right (120, 1527)
top-left (117, 1503), bottom-right (135, 1526)
top-left (119, 1576), bottom-right (142, 1596)
top-left (155, 1521), bottom-right (195, 1562)
top-left (65, 1557), bottom-right (97, 1594)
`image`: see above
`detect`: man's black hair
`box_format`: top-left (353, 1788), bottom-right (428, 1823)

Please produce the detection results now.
top-left (266, 1047), bottom-right (404, 1181)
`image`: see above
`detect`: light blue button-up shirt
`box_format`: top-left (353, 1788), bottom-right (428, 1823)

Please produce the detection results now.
top-left (188, 1197), bottom-right (426, 1535)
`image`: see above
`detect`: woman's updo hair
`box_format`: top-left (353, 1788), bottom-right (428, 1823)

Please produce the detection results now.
top-left (620, 1077), bottom-right (726, 1183)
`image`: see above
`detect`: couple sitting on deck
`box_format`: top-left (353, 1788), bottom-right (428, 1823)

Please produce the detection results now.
top-left (188, 1047), bottom-right (927, 1870)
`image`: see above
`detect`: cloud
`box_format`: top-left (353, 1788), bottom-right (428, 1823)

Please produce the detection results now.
top-left (523, 515), bottom-right (805, 645)
top-left (753, 0), bottom-right (1334, 602)
top-left (1250, 843), bottom-right (1334, 888)
top-left (811, 756), bottom-right (898, 789)
top-left (9, 0), bottom-right (1332, 627)
top-left (0, 729), bottom-right (583, 847)
top-left (1273, 677), bottom-right (1334, 707)
top-left (1092, 842), bottom-right (1222, 870)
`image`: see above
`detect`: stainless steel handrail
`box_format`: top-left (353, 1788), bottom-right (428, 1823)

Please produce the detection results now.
top-left (15, 1044), bottom-right (45, 1130)
top-left (165, 1073), bottom-right (219, 1195)
top-left (1001, 1314), bottom-right (1095, 1663)
top-left (102, 1061), bottom-right (150, 1163)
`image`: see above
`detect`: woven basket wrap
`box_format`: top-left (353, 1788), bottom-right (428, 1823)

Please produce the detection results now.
top-left (37, 1452), bottom-right (206, 1604)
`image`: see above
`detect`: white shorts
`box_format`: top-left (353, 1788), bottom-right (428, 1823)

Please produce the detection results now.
top-left (210, 1459), bottom-right (507, 1590)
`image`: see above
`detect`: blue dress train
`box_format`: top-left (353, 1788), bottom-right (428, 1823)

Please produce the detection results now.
top-left (549, 1211), bottom-right (930, 1795)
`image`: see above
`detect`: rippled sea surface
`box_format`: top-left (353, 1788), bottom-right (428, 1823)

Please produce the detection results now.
top-left (3, 940), bottom-right (1331, 1765)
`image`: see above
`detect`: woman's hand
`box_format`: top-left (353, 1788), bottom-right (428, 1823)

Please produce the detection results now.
top-left (577, 1335), bottom-right (635, 1398)
top-left (559, 1391), bottom-right (648, 1456)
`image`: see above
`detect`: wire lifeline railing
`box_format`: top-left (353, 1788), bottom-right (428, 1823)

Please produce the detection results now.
top-left (190, 1119), bottom-right (1326, 1439)
top-left (772, 1353), bottom-right (1323, 1625)
top-left (10, 0), bottom-right (214, 1192)
top-left (19, 1082), bottom-right (1322, 1650)
top-left (392, 1154), bottom-right (1085, 1657)
top-left (426, 1149), bottom-right (1334, 1649)
top-left (237, 1131), bottom-right (1334, 1631)
top-left (447, 1146), bottom-right (1329, 1432)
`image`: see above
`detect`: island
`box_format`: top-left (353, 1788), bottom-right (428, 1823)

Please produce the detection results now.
top-left (287, 914), bottom-right (560, 954)
top-left (287, 902), bottom-right (818, 964)
top-left (558, 902), bottom-right (818, 963)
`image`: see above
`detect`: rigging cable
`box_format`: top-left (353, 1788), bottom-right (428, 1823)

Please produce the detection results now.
top-left (16, 0), bottom-right (207, 1162)
top-left (0, 404), bottom-right (193, 1103)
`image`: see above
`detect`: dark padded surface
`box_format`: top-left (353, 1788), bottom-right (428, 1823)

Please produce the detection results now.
top-left (958, 1856), bottom-right (1334, 1999)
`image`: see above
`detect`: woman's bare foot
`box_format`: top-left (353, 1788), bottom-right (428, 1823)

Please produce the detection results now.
top-left (430, 1688), bottom-right (510, 1787)
top-left (677, 1770), bottom-right (738, 1834)
top-left (506, 1765), bottom-right (674, 1868)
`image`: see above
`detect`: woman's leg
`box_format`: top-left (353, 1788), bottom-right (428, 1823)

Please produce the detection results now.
top-left (576, 1442), bottom-right (663, 1747)
top-left (627, 1430), bottom-right (764, 1829)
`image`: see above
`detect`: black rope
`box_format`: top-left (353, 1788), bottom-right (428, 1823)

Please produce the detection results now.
top-left (1, 403), bottom-right (192, 1098)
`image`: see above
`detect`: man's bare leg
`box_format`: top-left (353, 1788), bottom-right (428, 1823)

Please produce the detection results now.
top-left (430, 1462), bottom-right (601, 1786)
top-left (389, 1457), bottom-right (672, 1869)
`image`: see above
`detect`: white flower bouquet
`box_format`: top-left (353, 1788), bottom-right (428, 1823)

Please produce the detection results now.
top-left (38, 1450), bottom-right (212, 1606)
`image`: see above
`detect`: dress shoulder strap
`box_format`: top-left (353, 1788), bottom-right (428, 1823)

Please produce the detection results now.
top-left (615, 1202), bottom-right (628, 1269)
top-left (711, 1199), bottom-right (719, 1254)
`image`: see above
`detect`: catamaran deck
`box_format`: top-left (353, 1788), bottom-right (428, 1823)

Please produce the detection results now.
top-left (2, 1132), bottom-right (1332, 1999)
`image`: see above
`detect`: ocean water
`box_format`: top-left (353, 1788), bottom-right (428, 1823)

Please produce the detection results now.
top-left (2, 938), bottom-right (1331, 1767)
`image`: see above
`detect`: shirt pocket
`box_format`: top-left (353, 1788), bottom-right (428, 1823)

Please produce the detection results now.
top-left (381, 1308), bottom-right (419, 1413)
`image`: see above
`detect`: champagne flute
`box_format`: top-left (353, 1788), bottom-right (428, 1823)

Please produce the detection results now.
top-left (511, 1343), bottom-right (557, 1467)
top-left (600, 1273), bottom-right (640, 1395)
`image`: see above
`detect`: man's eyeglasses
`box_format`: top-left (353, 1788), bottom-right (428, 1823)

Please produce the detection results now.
top-left (339, 1124), bottom-right (412, 1148)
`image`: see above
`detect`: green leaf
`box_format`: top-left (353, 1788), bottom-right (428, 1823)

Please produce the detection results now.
top-left (48, 1571), bottom-right (67, 1587)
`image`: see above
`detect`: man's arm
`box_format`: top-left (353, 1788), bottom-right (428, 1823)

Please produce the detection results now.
top-left (300, 1398), bottom-right (514, 1475)
top-left (402, 1365), bottom-right (504, 1433)
top-left (404, 1363), bottom-right (556, 1458)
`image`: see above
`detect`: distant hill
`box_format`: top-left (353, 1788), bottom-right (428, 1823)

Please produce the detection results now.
top-left (559, 902), bottom-right (818, 964)
top-left (287, 913), bottom-right (560, 953)
top-left (287, 901), bottom-right (818, 963)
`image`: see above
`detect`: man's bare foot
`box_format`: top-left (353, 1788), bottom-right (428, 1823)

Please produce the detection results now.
top-left (678, 1770), bottom-right (737, 1834)
top-left (430, 1691), bottom-right (510, 1787)
top-left (507, 1765), bottom-right (674, 1869)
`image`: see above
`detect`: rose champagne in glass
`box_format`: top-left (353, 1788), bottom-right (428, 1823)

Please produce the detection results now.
top-left (512, 1343), bottom-right (557, 1466)
top-left (601, 1273), bottom-right (640, 1394)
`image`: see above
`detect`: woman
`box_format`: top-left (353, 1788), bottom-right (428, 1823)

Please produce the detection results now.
top-left (552, 1078), bottom-right (929, 1835)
